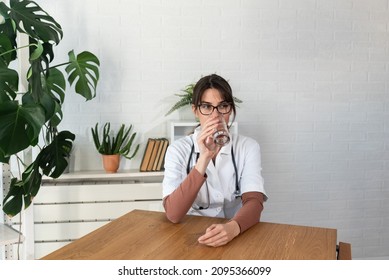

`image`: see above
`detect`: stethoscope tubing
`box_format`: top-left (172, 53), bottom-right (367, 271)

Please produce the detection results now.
top-left (186, 140), bottom-right (240, 197)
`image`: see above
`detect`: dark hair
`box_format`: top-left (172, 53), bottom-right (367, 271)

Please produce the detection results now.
top-left (192, 74), bottom-right (237, 122)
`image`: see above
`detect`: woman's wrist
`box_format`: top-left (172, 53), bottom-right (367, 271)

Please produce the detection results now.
top-left (227, 220), bottom-right (241, 237)
top-left (194, 154), bottom-right (211, 175)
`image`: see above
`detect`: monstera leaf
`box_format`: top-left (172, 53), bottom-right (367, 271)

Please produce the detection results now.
top-left (0, 32), bottom-right (15, 66)
top-left (0, 13), bottom-right (17, 64)
top-left (22, 67), bottom-right (65, 124)
top-left (46, 68), bottom-right (66, 104)
top-left (21, 160), bottom-right (42, 202)
top-left (6, 0), bottom-right (62, 44)
top-left (2, 160), bottom-right (42, 216)
top-left (0, 101), bottom-right (45, 161)
top-left (0, 59), bottom-right (18, 102)
top-left (37, 130), bottom-right (75, 178)
top-left (66, 50), bottom-right (100, 101)
top-left (45, 68), bottom-right (66, 126)
top-left (2, 178), bottom-right (24, 217)
top-left (2, 130), bottom-right (74, 217)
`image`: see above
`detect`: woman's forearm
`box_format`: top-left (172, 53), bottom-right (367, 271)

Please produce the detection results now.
top-left (163, 168), bottom-right (206, 223)
top-left (231, 192), bottom-right (264, 233)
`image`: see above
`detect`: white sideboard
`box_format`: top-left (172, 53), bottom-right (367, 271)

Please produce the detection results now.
top-left (33, 170), bottom-right (164, 259)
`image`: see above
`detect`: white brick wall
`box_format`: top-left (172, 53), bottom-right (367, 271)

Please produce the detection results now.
top-left (35, 0), bottom-right (389, 259)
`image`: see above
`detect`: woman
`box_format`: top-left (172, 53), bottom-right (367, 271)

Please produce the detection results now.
top-left (162, 74), bottom-right (267, 247)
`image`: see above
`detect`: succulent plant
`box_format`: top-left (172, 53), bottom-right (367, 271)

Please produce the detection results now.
top-left (91, 122), bottom-right (140, 160)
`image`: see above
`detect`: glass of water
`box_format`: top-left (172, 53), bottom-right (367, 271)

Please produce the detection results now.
top-left (213, 117), bottom-right (230, 146)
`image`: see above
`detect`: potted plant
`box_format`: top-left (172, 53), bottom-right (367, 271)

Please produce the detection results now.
top-left (0, 0), bottom-right (100, 217)
top-left (91, 122), bottom-right (140, 173)
top-left (165, 82), bottom-right (243, 116)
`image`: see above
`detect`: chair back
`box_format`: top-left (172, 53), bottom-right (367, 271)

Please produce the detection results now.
top-left (337, 242), bottom-right (352, 260)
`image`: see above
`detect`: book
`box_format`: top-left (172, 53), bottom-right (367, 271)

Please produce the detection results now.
top-left (146, 139), bottom-right (161, 171)
top-left (155, 138), bottom-right (169, 171)
top-left (139, 138), bottom-right (156, 172)
top-left (152, 138), bottom-right (165, 171)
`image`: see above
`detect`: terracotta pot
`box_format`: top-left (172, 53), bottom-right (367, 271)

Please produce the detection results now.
top-left (102, 154), bottom-right (120, 173)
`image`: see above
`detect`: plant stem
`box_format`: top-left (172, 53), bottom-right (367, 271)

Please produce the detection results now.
top-left (0, 43), bottom-right (38, 57)
top-left (49, 62), bottom-right (70, 69)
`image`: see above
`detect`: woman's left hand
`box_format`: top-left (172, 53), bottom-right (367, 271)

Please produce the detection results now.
top-left (197, 220), bottom-right (240, 247)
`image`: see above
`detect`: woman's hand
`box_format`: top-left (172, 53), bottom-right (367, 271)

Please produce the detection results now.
top-left (197, 220), bottom-right (240, 247)
top-left (194, 116), bottom-right (222, 175)
top-left (197, 116), bottom-right (222, 158)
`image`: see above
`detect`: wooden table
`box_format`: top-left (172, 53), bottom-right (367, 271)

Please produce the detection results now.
top-left (42, 209), bottom-right (337, 260)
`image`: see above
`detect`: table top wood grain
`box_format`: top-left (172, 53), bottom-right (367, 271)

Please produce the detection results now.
top-left (42, 209), bottom-right (337, 260)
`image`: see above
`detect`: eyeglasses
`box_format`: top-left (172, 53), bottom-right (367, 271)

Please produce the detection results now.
top-left (198, 102), bottom-right (232, 115)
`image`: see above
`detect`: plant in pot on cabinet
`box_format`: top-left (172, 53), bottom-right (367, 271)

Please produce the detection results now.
top-left (91, 122), bottom-right (140, 173)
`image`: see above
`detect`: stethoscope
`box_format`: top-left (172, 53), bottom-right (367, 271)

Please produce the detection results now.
top-left (186, 140), bottom-right (241, 210)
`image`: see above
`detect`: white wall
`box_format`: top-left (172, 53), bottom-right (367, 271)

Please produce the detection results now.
top-left (35, 0), bottom-right (389, 259)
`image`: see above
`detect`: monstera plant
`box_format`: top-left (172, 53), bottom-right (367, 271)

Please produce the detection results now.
top-left (0, 0), bottom-right (100, 216)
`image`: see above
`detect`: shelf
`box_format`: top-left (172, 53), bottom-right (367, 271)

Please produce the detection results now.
top-left (0, 224), bottom-right (24, 246)
top-left (42, 169), bottom-right (164, 183)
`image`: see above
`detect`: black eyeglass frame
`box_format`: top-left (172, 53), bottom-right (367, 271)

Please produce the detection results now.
top-left (197, 102), bottom-right (232, 116)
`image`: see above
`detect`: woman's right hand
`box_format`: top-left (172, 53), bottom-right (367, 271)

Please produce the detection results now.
top-left (194, 116), bottom-right (221, 175)
top-left (197, 116), bottom-right (221, 157)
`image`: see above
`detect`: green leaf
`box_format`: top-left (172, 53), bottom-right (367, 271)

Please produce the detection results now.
top-left (46, 68), bottom-right (66, 104)
top-left (37, 130), bottom-right (75, 178)
top-left (29, 41), bottom-right (43, 61)
top-left (28, 59), bottom-right (45, 102)
top-left (0, 33), bottom-right (14, 65)
top-left (2, 165), bottom-right (41, 216)
top-left (165, 97), bottom-right (192, 116)
top-left (0, 2), bottom-right (10, 19)
top-left (2, 178), bottom-right (24, 217)
top-left (91, 123), bottom-right (101, 152)
top-left (23, 67), bottom-right (66, 125)
top-left (165, 84), bottom-right (194, 116)
top-left (21, 160), bottom-right (42, 200)
top-left (65, 50), bottom-right (100, 101)
top-left (8, 0), bottom-right (63, 44)
top-left (0, 59), bottom-right (18, 101)
top-left (0, 101), bottom-right (45, 158)
top-left (121, 132), bottom-right (140, 160)
top-left (0, 13), bottom-right (17, 64)
top-left (22, 89), bottom-right (56, 123)
top-left (0, 151), bottom-right (10, 164)
top-left (47, 101), bottom-right (63, 127)
top-left (112, 124), bottom-right (126, 154)
top-left (233, 96), bottom-right (243, 104)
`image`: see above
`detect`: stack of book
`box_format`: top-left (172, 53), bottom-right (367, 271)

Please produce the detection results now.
top-left (139, 138), bottom-right (169, 172)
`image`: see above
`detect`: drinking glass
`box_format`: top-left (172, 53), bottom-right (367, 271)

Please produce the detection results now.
top-left (213, 117), bottom-right (230, 146)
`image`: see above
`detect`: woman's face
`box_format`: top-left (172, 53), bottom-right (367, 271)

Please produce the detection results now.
top-left (192, 88), bottom-right (231, 126)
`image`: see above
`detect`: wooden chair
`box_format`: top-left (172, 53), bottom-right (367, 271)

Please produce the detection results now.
top-left (336, 242), bottom-right (352, 260)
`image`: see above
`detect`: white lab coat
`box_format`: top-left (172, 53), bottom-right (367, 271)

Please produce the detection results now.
top-left (162, 126), bottom-right (267, 219)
